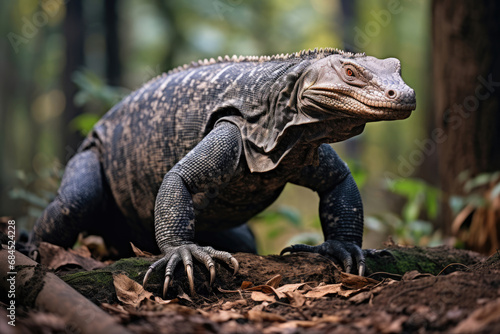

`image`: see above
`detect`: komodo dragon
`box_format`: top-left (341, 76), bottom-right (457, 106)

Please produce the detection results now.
top-left (31, 48), bottom-right (416, 296)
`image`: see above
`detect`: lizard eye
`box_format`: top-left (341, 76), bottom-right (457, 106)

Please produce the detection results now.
top-left (346, 68), bottom-right (355, 77)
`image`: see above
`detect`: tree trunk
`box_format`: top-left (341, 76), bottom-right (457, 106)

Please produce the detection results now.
top-left (62, 0), bottom-right (85, 158)
top-left (104, 0), bottom-right (121, 86)
top-left (432, 0), bottom-right (500, 233)
top-left (0, 246), bottom-right (132, 334)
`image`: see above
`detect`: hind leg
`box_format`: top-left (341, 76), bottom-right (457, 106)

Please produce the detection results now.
top-left (33, 149), bottom-right (107, 249)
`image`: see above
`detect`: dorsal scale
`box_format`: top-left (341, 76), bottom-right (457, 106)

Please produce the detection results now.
top-left (164, 48), bottom-right (365, 76)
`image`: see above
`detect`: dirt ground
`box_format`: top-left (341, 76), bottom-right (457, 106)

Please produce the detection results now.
top-left (5, 243), bottom-right (500, 334)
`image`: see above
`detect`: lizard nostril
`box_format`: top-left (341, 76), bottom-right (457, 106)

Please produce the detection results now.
top-left (386, 89), bottom-right (397, 99)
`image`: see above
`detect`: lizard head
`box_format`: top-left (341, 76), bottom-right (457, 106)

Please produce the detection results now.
top-left (298, 54), bottom-right (416, 121)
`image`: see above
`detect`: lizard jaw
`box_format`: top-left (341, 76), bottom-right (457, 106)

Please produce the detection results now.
top-left (301, 88), bottom-right (415, 121)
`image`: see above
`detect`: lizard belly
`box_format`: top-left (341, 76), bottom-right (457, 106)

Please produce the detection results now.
top-left (194, 183), bottom-right (285, 231)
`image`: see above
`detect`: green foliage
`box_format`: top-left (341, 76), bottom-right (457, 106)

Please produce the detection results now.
top-left (346, 159), bottom-right (368, 190)
top-left (70, 114), bottom-right (103, 136)
top-left (257, 205), bottom-right (302, 226)
top-left (387, 178), bottom-right (440, 222)
top-left (450, 171), bottom-right (500, 215)
top-left (366, 178), bottom-right (441, 246)
top-left (250, 205), bottom-right (322, 253)
top-left (70, 70), bottom-right (129, 135)
top-left (73, 70), bottom-right (128, 109)
top-left (9, 166), bottom-right (63, 228)
top-left (253, 205), bottom-right (302, 240)
top-left (286, 232), bottom-right (323, 246)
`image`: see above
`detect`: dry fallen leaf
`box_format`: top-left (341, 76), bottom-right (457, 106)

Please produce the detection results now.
top-left (264, 274), bottom-right (283, 288)
top-left (285, 291), bottom-right (306, 307)
top-left (129, 242), bottom-right (154, 257)
top-left (276, 283), bottom-right (308, 294)
top-left (210, 310), bottom-right (244, 322)
top-left (402, 270), bottom-right (433, 281)
top-left (39, 242), bottom-right (106, 271)
top-left (251, 291), bottom-right (276, 302)
top-left (78, 234), bottom-right (109, 259)
top-left (378, 315), bottom-right (408, 334)
top-left (304, 284), bottom-right (343, 298)
top-left (244, 284), bottom-right (286, 299)
top-left (177, 291), bottom-right (194, 304)
top-left (452, 298), bottom-right (500, 333)
top-left (317, 315), bottom-right (344, 324)
top-left (113, 273), bottom-right (154, 307)
top-left (221, 299), bottom-right (247, 310)
top-left (338, 289), bottom-right (359, 298)
top-left (101, 303), bottom-right (130, 318)
top-left (348, 291), bottom-right (373, 304)
top-left (340, 272), bottom-right (379, 289)
top-left (247, 310), bottom-right (286, 323)
top-left (240, 281), bottom-right (253, 289)
top-left (270, 320), bottom-right (319, 329)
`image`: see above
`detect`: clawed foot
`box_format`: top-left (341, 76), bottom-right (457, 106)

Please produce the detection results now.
top-left (281, 240), bottom-right (365, 276)
top-left (15, 232), bottom-right (40, 262)
top-left (143, 243), bottom-right (238, 297)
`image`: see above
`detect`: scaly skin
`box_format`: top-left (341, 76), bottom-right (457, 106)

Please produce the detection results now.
top-left (31, 48), bottom-right (416, 296)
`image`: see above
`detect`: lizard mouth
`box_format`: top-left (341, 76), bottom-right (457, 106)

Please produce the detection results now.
top-left (302, 88), bottom-right (416, 121)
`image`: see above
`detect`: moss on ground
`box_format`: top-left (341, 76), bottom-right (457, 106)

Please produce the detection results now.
top-left (62, 257), bottom-right (156, 304)
top-left (61, 246), bottom-right (485, 304)
top-left (365, 245), bottom-right (483, 278)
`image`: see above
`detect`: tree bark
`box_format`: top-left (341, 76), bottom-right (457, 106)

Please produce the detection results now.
top-left (0, 246), bottom-right (132, 334)
top-left (104, 0), bottom-right (121, 86)
top-left (432, 0), bottom-right (500, 232)
top-left (62, 0), bottom-right (85, 158)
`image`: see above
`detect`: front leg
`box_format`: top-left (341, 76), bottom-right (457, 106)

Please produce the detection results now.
top-left (143, 121), bottom-right (241, 296)
top-left (283, 144), bottom-right (365, 275)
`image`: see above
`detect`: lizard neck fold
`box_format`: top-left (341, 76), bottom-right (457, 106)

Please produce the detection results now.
top-left (215, 60), bottom-right (367, 173)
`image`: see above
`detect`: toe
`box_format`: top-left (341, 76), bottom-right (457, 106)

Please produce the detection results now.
top-left (143, 268), bottom-right (153, 287)
top-left (163, 276), bottom-right (171, 298)
top-left (143, 256), bottom-right (168, 287)
top-left (344, 243), bottom-right (365, 276)
top-left (191, 247), bottom-right (216, 285)
top-left (203, 246), bottom-right (239, 274)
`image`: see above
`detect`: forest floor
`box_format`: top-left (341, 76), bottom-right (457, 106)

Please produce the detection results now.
top-left (5, 241), bottom-right (500, 334)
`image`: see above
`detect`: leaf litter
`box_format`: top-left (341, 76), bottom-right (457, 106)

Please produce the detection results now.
top-left (15, 242), bottom-right (500, 333)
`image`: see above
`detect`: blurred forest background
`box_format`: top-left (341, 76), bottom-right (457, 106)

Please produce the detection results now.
top-left (1, 0), bottom-right (499, 255)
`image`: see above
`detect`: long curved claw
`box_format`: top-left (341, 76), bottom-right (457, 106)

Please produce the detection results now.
top-left (31, 250), bottom-right (40, 262)
top-left (163, 276), bottom-right (171, 298)
top-left (348, 244), bottom-right (365, 276)
top-left (191, 247), bottom-right (216, 286)
top-left (202, 246), bottom-right (239, 275)
top-left (340, 255), bottom-right (353, 273)
top-left (280, 244), bottom-right (317, 255)
top-left (281, 240), bottom-right (366, 276)
top-left (358, 261), bottom-right (366, 276)
top-left (230, 257), bottom-right (239, 275)
top-left (143, 267), bottom-right (153, 287)
top-left (209, 265), bottom-right (216, 285)
top-left (186, 264), bottom-right (195, 295)
top-left (280, 247), bottom-right (293, 256)
top-left (143, 243), bottom-right (238, 296)
top-left (143, 256), bottom-right (169, 288)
